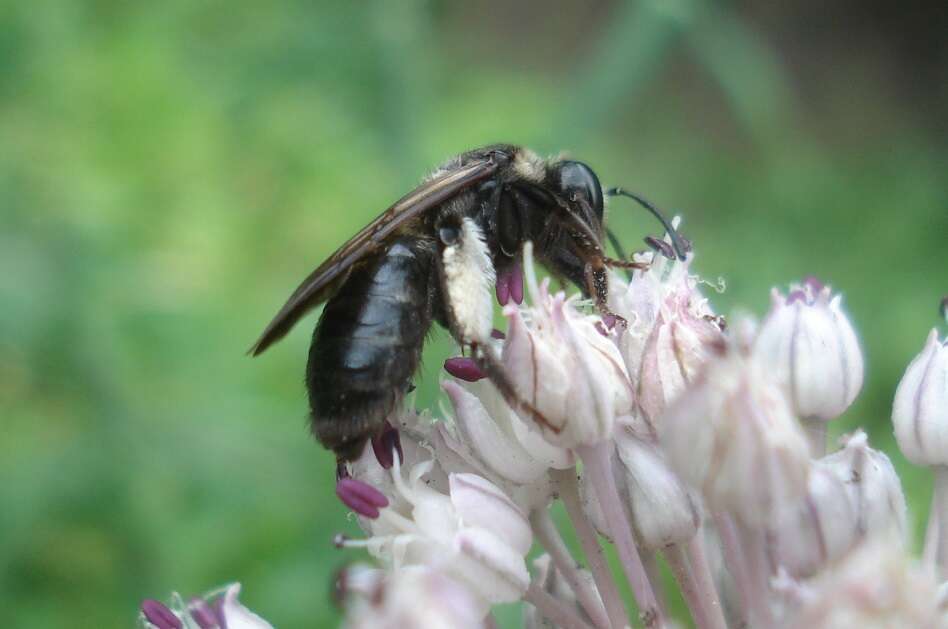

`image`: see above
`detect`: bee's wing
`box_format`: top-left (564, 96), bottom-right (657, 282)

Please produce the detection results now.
top-left (249, 158), bottom-right (498, 356)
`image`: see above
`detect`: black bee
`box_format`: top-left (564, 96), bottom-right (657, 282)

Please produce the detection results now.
top-left (251, 144), bottom-right (685, 464)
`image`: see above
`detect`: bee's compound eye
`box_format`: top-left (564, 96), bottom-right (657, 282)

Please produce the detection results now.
top-left (439, 225), bottom-right (460, 245)
top-left (557, 160), bottom-right (604, 221)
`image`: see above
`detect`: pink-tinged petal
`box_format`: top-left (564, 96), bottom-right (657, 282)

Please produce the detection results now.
top-left (453, 528), bottom-right (531, 603)
top-left (467, 379), bottom-right (574, 470)
top-left (444, 357), bottom-right (486, 382)
top-left (442, 381), bottom-right (548, 484)
top-left (142, 600), bottom-right (182, 629)
top-left (663, 334), bottom-right (810, 527)
top-left (449, 473), bottom-right (532, 555)
top-left (336, 478), bottom-right (389, 518)
top-left (218, 584), bottom-right (274, 629)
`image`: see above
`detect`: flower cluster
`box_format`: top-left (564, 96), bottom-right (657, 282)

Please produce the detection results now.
top-left (141, 228), bottom-right (948, 629)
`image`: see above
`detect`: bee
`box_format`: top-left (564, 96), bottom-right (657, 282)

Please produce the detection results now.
top-left (251, 144), bottom-right (685, 464)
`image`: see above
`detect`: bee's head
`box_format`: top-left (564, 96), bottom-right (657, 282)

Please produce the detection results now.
top-left (550, 160), bottom-right (604, 223)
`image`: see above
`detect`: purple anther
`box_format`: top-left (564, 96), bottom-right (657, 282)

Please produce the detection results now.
top-left (333, 533), bottom-right (349, 548)
top-left (601, 313), bottom-right (618, 330)
top-left (188, 598), bottom-right (221, 629)
top-left (336, 478), bottom-right (389, 519)
top-left (787, 289), bottom-right (807, 304)
top-left (803, 276), bottom-right (825, 293)
top-left (644, 236), bottom-right (676, 260)
top-left (491, 328), bottom-right (506, 340)
top-left (336, 462), bottom-right (350, 481)
top-left (496, 270), bottom-right (511, 305)
top-left (444, 356), bottom-right (487, 382)
top-left (371, 422), bottom-right (403, 470)
top-left (211, 598), bottom-right (228, 629)
top-left (509, 260), bottom-right (524, 304)
top-left (141, 600), bottom-right (183, 629)
top-left (941, 296), bottom-right (948, 321)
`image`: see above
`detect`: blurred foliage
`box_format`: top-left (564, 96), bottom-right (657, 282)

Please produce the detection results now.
top-left (1, 0), bottom-right (946, 627)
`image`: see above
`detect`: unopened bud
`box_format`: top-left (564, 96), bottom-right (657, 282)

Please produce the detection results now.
top-left (755, 279), bottom-right (864, 422)
top-left (771, 463), bottom-right (858, 578)
top-left (614, 432), bottom-right (700, 549)
top-left (824, 430), bottom-right (907, 540)
top-left (893, 329), bottom-right (948, 466)
top-left (663, 336), bottom-right (810, 527)
top-left (784, 537), bottom-right (945, 629)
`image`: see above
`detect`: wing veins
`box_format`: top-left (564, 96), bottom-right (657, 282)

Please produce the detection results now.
top-left (249, 159), bottom-right (497, 356)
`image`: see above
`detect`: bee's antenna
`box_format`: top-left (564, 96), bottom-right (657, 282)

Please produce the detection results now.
top-left (605, 188), bottom-right (688, 261)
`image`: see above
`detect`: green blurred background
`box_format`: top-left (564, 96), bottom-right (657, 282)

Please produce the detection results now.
top-left (2, 1), bottom-right (946, 626)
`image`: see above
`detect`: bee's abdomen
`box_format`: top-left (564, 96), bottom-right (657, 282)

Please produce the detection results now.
top-left (306, 238), bottom-right (434, 461)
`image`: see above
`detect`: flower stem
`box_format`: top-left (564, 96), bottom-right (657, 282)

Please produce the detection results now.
top-left (735, 520), bottom-right (773, 627)
top-left (553, 468), bottom-right (628, 629)
top-left (641, 550), bottom-right (668, 618)
top-left (713, 513), bottom-right (750, 628)
top-left (531, 509), bottom-right (612, 629)
top-left (686, 532), bottom-right (728, 629)
top-left (525, 581), bottom-right (597, 629)
top-left (933, 465), bottom-right (948, 579)
top-left (664, 542), bottom-right (728, 629)
top-left (924, 483), bottom-right (940, 576)
top-left (801, 418), bottom-right (827, 458)
top-left (577, 442), bottom-right (666, 628)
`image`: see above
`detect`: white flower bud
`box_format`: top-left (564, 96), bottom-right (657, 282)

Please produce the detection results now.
top-left (610, 242), bottom-right (724, 430)
top-left (784, 537), bottom-right (946, 629)
top-left (772, 429), bottom-right (907, 579)
top-left (615, 431), bottom-right (700, 549)
top-left (502, 243), bottom-right (633, 448)
top-left (755, 278), bottom-right (864, 421)
top-left (344, 566), bottom-right (485, 629)
top-left (893, 329), bottom-right (948, 466)
top-left (771, 462), bottom-right (859, 578)
top-left (663, 337), bottom-right (811, 527)
top-left (823, 430), bottom-right (907, 541)
top-left (579, 433), bottom-right (700, 550)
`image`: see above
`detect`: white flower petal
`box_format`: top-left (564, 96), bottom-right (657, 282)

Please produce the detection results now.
top-left (453, 528), bottom-right (531, 603)
top-left (443, 380), bottom-right (549, 484)
top-left (449, 473), bottom-right (532, 556)
top-left (218, 584), bottom-right (274, 629)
